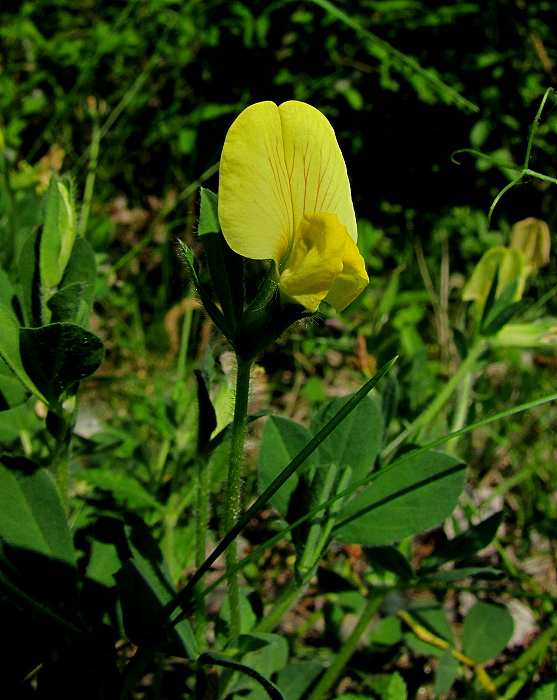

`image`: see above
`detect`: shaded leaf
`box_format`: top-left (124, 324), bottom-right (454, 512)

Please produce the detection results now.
top-left (76, 469), bottom-right (164, 511)
top-left (333, 451), bottom-right (466, 545)
top-left (420, 511), bottom-right (503, 571)
top-left (0, 463), bottom-right (75, 566)
top-left (311, 394), bottom-right (383, 486)
top-left (114, 517), bottom-right (196, 659)
top-left (364, 545), bottom-right (414, 580)
top-left (20, 322), bottom-right (104, 404)
top-left (0, 302), bottom-right (46, 401)
top-left (462, 601), bottom-right (514, 664)
top-left (259, 415), bottom-right (316, 518)
top-left (434, 648), bottom-right (459, 696)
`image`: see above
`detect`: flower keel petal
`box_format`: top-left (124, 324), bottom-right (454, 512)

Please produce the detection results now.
top-left (279, 213), bottom-right (367, 313)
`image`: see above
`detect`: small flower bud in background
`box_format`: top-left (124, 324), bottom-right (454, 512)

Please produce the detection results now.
top-left (509, 217), bottom-right (550, 274)
top-left (462, 246), bottom-right (527, 308)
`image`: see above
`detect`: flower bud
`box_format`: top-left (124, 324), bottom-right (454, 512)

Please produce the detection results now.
top-left (462, 246), bottom-right (527, 307)
top-left (510, 217), bottom-right (550, 273)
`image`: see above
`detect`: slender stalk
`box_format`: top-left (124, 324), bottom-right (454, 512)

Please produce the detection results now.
top-left (445, 365), bottom-right (474, 456)
top-left (78, 97), bottom-right (101, 238)
top-left (398, 610), bottom-right (503, 699)
top-left (306, 592), bottom-right (382, 700)
top-left (194, 454), bottom-right (210, 649)
top-left (493, 620), bottom-right (557, 692)
top-left (53, 442), bottom-right (70, 512)
top-left (253, 571), bottom-right (315, 635)
top-left (223, 356), bottom-right (252, 639)
top-left (49, 405), bottom-right (76, 512)
top-left (382, 340), bottom-right (487, 459)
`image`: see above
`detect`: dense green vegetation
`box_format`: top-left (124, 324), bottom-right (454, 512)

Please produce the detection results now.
top-left (0, 1), bottom-right (556, 698)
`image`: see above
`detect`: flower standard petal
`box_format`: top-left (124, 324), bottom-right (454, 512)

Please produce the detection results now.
top-left (218, 102), bottom-right (293, 264)
top-left (278, 101), bottom-right (357, 246)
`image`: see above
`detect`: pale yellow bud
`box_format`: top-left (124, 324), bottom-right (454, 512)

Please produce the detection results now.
top-left (510, 217), bottom-right (550, 273)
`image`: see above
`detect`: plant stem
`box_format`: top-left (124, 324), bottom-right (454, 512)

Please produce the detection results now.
top-left (49, 405), bottom-right (76, 512)
top-left (78, 97), bottom-right (101, 238)
top-left (494, 620), bottom-right (557, 693)
top-left (445, 362), bottom-right (474, 456)
top-left (194, 454), bottom-right (210, 649)
top-left (254, 571), bottom-right (315, 635)
top-left (382, 340), bottom-right (487, 459)
top-left (306, 591), bottom-right (382, 700)
top-left (223, 356), bottom-right (252, 639)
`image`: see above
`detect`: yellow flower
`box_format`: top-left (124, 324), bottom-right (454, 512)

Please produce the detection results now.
top-left (218, 100), bottom-right (368, 313)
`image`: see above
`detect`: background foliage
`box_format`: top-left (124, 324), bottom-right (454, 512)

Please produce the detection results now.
top-left (1, 1), bottom-right (557, 698)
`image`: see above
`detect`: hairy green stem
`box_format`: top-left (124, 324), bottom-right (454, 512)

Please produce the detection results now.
top-left (223, 356), bottom-right (252, 639)
top-left (306, 592), bottom-right (382, 700)
top-left (49, 406), bottom-right (76, 512)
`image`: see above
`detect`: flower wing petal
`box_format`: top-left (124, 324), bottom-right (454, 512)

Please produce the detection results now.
top-left (218, 102), bottom-right (293, 262)
top-left (279, 212), bottom-right (366, 313)
top-left (325, 233), bottom-right (369, 312)
top-left (278, 101), bottom-right (358, 244)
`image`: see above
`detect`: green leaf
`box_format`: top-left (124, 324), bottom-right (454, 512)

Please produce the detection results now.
top-left (368, 671), bottom-right (408, 700)
top-left (368, 616), bottom-right (403, 648)
top-left (59, 237), bottom-right (97, 311)
top-left (178, 238), bottom-right (234, 341)
top-left (40, 177), bottom-right (76, 290)
top-left (237, 633), bottom-right (289, 682)
top-left (20, 322), bottom-right (104, 404)
top-left (76, 469), bottom-right (164, 511)
top-left (461, 601), bottom-right (514, 664)
top-left (0, 302), bottom-right (47, 401)
top-left (364, 545), bottom-right (414, 580)
top-left (40, 177), bottom-right (62, 290)
top-left (404, 602), bottom-right (454, 658)
top-left (259, 416), bottom-right (316, 518)
top-left (114, 517), bottom-right (196, 659)
top-left (198, 188), bottom-right (244, 326)
top-left (0, 356), bottom-right (29, 410)
top-left (420, 567), bottom-right (503, 583)
top-left (311, 394), bottom-right (383, 486)
top-left (18, 227), bottom-right (42, 327)
top-left (194, 369), bottom-right (217, 452)
top-left (0, 266), bottom-right (15, 308)
top-left (420, 511), bottom-right (503, 571)
top-left (200, 649), bottom-right (285, 700)
top-left (0, 462), bottom-right (75, 566)
top-left (46, 282), bottom-right (83, 323)
top-left (333, 451), bottom-right (466, 545)
top-left (480, 278), bottom-right (529, 337)
top-left (434, 648), bottom-right (459, 696)
top-left (198, 187), bottom-right (220, 236)
top-left (531, 682), bottom-right (557, 700)
top-left (275, 661), bottom-right (324, 700)
top-left (85, 539), bottom-right (121, 588)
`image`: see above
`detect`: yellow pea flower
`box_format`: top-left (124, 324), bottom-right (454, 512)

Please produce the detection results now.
top-left (218, 100), bottom-right (369, 313)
